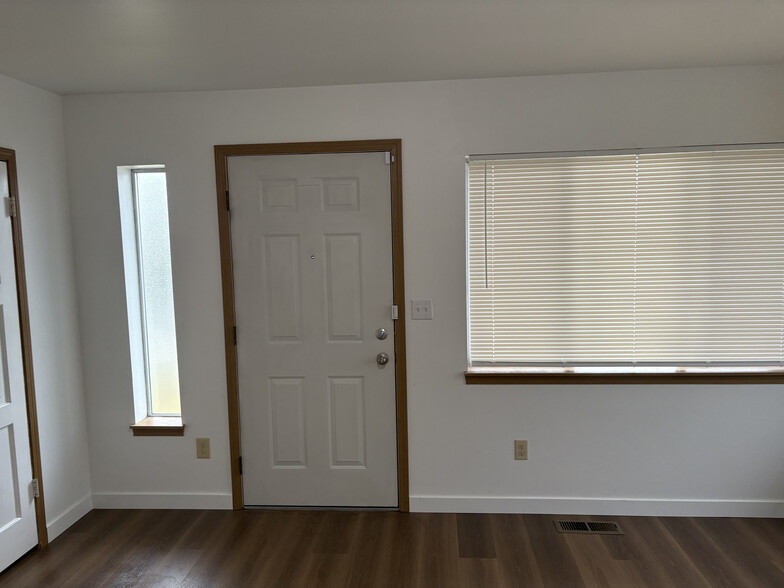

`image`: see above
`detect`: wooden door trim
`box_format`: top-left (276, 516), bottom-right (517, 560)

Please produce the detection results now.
top-left (214, 139), bottom-right (409, 511)
top-left (0, 147), bottom-right (48, 547)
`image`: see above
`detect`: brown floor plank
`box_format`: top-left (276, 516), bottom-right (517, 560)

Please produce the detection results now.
top-left (313, 510), bottom-right (360, 554)
top-left (136, 549), bottom-right (202, 588)
top-left (421, 513), bottom-right (460, 587)
top-left (205, 510), bottom-right (281, 587)
top-left (565, 534), bottom-right (646, 588)
top-left (178, 511), bottom-right (254, 588)
top-left (696, 517), bottom-right (784, 587)
top-left (229, 510), bottom-right (313, 587)
top-left (268, 510), bottom-right (328, 587)
top-left (344, 512), bottom-right (399, 588)
top-left (0, 509), bottom-right (127, 587)
top-left (62, 510), bottom-right (169, 587)
top-left (457, 513), bottom-right (496, 559)
top-left (620, 515), bottom-right (712, 588)
top-left (2, 509), bottom-right (784, 588)
top-left (659, 516), bottom-right (750, 588)
top-left (731, 518), bottom-right (784, 574)
top-left (524, 514), bottom-right (586, 587)
top-left (754, 518), bottom-right (784, 554)
top-left (101, 509), bottom-right (199, 587)
top-left (302, 553), bottom-right (352, 588)
top-left (458, 558), bottom-right (503, 588)
top-left (601, 533), bottom-right (636, 562)
top-left (386, 512), bottom-right (426, 588)
top-left (760, 517), bottom-right (784, 539)
top-left (490, 514), bottom-right (544, 587)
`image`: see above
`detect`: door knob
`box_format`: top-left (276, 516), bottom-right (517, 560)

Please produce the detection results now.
top-left (376, 352), bottom-right (390, 366)
top-left (375, 328), bottom-right (388, 340)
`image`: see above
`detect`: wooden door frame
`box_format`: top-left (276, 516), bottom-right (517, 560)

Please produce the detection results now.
top-left (0, 147), bottom-right (48, 547)
top-left (214, 139), bottom-right (409, 511)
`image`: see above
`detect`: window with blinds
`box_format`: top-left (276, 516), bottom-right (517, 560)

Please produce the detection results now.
top-left (467, 145), bottom-right (784, 368)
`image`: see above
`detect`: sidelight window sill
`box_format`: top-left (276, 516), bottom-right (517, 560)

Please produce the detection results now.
top-left (130, 416), bottom-right (184, 436)
top-left (465, 366), bottom-right (784, 385)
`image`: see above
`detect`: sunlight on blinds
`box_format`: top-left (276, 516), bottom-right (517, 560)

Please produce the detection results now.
top-left (467, 147), bottom-right (784, 367)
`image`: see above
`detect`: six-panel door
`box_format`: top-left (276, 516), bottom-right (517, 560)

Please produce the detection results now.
top-left (0, 160), bottom-right (38, 572)
top-left (228, 152), bottom-right (398, 507)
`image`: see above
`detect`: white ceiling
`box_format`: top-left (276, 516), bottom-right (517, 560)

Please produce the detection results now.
top-left (1, 0), bottom-right (783, 95)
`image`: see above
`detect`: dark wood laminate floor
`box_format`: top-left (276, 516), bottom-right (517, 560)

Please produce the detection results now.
top-left (2, 510), bottom-right (784, 587)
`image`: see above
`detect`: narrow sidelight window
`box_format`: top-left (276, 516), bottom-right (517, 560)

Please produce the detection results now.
top-left (120, 166), bottom-right (182, 418)
top-left (132, 169), bottom-right (181, 414)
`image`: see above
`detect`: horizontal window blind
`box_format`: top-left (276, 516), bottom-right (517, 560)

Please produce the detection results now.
top-left (467, 146), bottom-right (784, 366)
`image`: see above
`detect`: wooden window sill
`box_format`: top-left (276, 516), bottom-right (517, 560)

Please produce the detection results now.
top-left (130, 416), bottom-right (184, 436)
top-left (465, 367), bottom-right (784, 385)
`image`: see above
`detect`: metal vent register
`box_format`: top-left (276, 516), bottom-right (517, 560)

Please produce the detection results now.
top-left (554, 520), bottom-right (624, 535)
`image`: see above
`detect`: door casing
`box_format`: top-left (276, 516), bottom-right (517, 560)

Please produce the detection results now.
top-left (0, 147), bottom-right (47, 548)
top-left (214, 139), bottom-right (409, 511)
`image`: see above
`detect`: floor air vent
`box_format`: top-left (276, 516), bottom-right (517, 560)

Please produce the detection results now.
top-left (554, 520), bottom-right (624, 535)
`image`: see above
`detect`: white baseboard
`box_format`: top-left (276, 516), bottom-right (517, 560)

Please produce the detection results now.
top-left (410, 495), bottom-right (784, 518)
top-left (46, 493), bottom-right (93, 541)
top-left (91, 492), bottom-right (233, 510)
top-left (52, 492), bottom-right (784, 520)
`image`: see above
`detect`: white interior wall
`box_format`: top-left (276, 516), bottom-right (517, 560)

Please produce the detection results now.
top-left (64, 65), bottom-right (784, 515)
top-left (0, 73), bottom-right (92, 539)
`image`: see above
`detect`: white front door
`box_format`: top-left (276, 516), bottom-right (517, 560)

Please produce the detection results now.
top-left (228, 152), bottom-right (398, 507)
top-left (0, 160), bottom-right (38, 572)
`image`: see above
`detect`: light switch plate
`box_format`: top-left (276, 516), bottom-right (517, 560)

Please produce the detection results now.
top-left (411, 299), bottom-right (433, 320)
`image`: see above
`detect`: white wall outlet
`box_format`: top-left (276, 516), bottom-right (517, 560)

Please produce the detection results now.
top-left (411, 299), bottom-right (433, 320)
top-left (514, 439), bottom-right (528, 460)
top-left (196, 437), bottom-right (211, 459)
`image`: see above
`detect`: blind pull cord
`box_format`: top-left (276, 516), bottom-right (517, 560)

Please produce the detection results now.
top-left (483, 160), bottom-right (488, 289)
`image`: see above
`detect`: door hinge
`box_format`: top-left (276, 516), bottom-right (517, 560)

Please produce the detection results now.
top-left (391, 305), bottom-right (399, 320)
top-left (238, 456), bottom-right (243, 475)
top-left (8, 197), bottom-right (17, 218)
top-left (232, 325), bottom-right (237, 345)
top-left (32, 478), bottom-right (40, 499)
top-left (225, 190), bottom-right (230, 211)
top-left (384, 152), bottom-right (395, 165)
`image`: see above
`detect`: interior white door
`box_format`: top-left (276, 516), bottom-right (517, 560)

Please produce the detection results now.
top-left (229, 152), bottom-right (398, 507)
top-left (0, 161), bottom-right (38, 572)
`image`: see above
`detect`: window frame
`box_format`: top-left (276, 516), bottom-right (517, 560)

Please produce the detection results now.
top-left (130, 168), bottom-right (182, 418)
top-left (118, 165), bottom-right (184, 433)
top-left (465, 142), bottom-right (784, 384)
